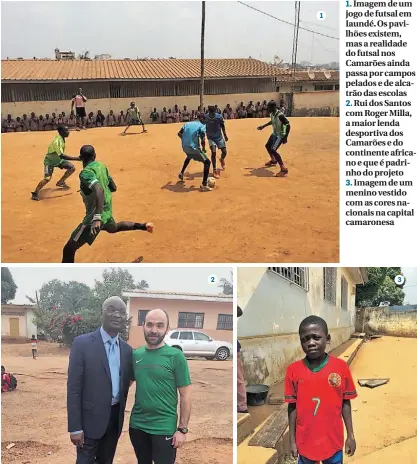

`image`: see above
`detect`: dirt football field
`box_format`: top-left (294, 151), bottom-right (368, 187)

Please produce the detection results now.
top-left (1, 342), bottom-right (232, 464)
top-left (1, 118), bottom-right (339, 263)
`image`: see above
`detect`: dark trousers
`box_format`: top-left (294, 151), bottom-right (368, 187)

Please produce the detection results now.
top-left (76, 404), bottom-right (120, 464)
top-left (129, 427), bottom-right (177, 464)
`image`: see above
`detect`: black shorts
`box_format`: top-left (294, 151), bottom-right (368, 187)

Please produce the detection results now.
top-left (76, 107), bottom-right (87, 118)
top-left (129, 427), bottom-right (176, 464)
top-left (266, 134), bottom-right (283, 152)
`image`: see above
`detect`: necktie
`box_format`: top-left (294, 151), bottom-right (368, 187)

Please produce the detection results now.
top-left (108, 338), bottom-right (120, 400)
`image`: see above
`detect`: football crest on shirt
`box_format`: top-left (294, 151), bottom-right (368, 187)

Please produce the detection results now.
top-left (328, 373), bottom-right (342, 387)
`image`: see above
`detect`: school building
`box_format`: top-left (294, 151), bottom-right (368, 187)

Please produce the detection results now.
top-left (122, 289), bottom-right (233, 348)
top-left (237, 267), bottom-right (368, 386)
top-left (1, 304), bottom-right (38, 340)
top-left (1, 58), bottom-right (339, 120)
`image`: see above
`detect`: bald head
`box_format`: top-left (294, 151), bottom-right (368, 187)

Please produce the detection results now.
top-left (143, 309), bottom-right (169, 348)
top-left (102, 296), bottom-right (127, 335)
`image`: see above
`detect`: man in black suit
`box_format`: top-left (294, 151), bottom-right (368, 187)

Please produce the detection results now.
top-left (67, 296), bottom-right (133, 463)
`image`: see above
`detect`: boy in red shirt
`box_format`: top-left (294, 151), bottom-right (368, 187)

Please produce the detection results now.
top-left (285, 316), bottom-right (357, 464)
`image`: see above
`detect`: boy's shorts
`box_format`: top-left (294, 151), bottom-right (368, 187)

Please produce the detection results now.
top-left (183, 147), bottom-right (208, 163)
top-left (266, 134), bottom-right (283, 152)
top-left (129, 118), bottom-right (143, 125)
top-left (44, 161), bottom-right (66, 178)
top-left (298, 450), bottom-right (343, 464)
top-left (208, 137), bottom-right (226, 149)
top-left (70, 217), bottom-right (116, 247)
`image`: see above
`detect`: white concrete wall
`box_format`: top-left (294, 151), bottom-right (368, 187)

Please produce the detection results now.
top-left (237, 267), bottom-right (359, 386)
top-left (26, 309), bottom-right (38, 338)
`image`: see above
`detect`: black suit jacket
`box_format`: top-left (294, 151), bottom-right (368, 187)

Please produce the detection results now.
top-left (67, 328), bottom-right (133, 439)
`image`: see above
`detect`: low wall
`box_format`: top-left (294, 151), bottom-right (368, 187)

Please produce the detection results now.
top-left (239, 326), bottom-right (353, 386)
top-left (359, 307), bottom-right (417, 337)
top-left (1, 92), bottom-right (280, 123)
top-left (292, 90), bottom-right (339, 117)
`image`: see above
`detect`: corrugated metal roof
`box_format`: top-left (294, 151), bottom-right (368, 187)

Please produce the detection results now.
top-left (123, 290), bottom-right (232, 299)
top-left (1, 58), bottom-right (285, 81)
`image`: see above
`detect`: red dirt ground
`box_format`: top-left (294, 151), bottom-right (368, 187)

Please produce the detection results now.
top-left (1, 118), bottom-right (339, 263)
top-left (1, 342), bottom-right (232, 464)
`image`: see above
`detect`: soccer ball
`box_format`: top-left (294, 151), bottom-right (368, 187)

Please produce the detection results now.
top-left (207, 177), bottom-right (216, 188)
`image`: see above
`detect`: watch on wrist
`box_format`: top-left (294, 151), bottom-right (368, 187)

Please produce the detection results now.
top-left (177, 427), bottom-right (188, 434)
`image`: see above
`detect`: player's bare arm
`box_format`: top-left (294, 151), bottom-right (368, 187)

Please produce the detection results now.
top-left (108, 177), bottom-right (117, 192)
top-left (90, 183), bottom-right (105, 237)
top-left (220, 120), bottom-right (228, 141)
top-left (342, 400), bottom-right (356, 456)
top-left (288, 403), bottom-right (298, 458)
top-left (173, 385), bottom-right (192, 449)
top-left (200, 134), bottom-right (206, 151)
top-left (177, 128), bottom-right (184, 139)
top-left (257, 120), bottom-right (272, 130)
top-left (60, 154), bottom-right (82, 162)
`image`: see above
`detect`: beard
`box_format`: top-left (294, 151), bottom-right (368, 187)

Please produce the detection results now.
top-left (144, 331), bottom-right (166, 346)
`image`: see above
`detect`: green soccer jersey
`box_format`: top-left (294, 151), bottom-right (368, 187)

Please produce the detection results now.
top-left (270, 111), bottom-right (287, 137)
top-left (79, 161), bottom-right (113, 225)
top-left (128, 106), bottom-right (141, 120)
top-left (44, 134), bottom-right (66, 167)
top-left (130, 344), bottom-right (192, 435)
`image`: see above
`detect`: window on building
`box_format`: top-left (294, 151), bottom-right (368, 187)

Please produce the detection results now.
top-left (138, 310), bottom-right (149, 326)
top-left (341, 276), bottom-right (349, 310)
top-left (314, 84), bottom-right (334, 91)
top-left (194, 332), bottom-right (211, 341)
top-left (293, 86), bottom-right (303, 92)
top-left (217, 314), bottom-right (233, 330)
top-left (276, 86), bottom-right (280, 92)
top-left (324, 268), bottom-right (337, 305)
top-left (268, 267), bottom-right (309, 291)
top-left (170, 331), bottom-right (179, 339)
top-left (178, 312), bottom-right (204, 329)
top-left (179, 331), bottom-right (193, 340)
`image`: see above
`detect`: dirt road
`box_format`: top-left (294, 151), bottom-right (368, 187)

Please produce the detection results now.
top-left (1, 118), bottom-right (339, 263)
top-left (1, 343), bottom-right (232, 464)
top-left (348, 336), bottom-right (417, 462)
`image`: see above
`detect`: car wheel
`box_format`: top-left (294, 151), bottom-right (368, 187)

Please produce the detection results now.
top-left (215, 347), bottom-right (230, 361)
top-left (172, 345), bottom-right (182, 351)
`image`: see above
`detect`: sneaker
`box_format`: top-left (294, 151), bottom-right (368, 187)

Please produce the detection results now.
top-left (31, 192), bottom-right (40, 201)
top-left (178, 173), bottom-right (184, 182)
top-left (76, 127), bottom-right (81, 131)
top-left (265, 160), bottom-right (278, 167)
top-left (200, 184), bottom-right (213, 192)
top-left (276, 169), bottom-right (289, 178)
top-left (56, 182), bottom-right (70, 189)
top-left (220, 158), bottom-right (226, 170)
top-left (213, 169), bottom-right (221, 179)
top-left (82, 126), bottom-right (87, 130)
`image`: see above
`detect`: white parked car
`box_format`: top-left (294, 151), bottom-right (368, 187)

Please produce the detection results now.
top-left (164, 329), bottom-right (232, 361)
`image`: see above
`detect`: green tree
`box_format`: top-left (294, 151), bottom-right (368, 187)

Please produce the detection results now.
top-left (218, 271), bottom-right (233, 295)
top-left (356, 267), bottom-right (404, 307)
top-left (1, 267), bottom-right (17, 303)
top-left (37, 279), bottom-right (94, 313)
top-left (93, 268), bottom-right (148, 303)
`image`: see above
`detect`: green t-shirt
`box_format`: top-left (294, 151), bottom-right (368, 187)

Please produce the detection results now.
top-left (44, 134), bottom-right (65, 167)
top-left (128, 106), bottom-right (141, 120)
top-left (79, 161), bottom-right (113, 225)
top-left (270, 111), bottom-right (287, 137)
top-left (130, 344), bottom-right (192, 435)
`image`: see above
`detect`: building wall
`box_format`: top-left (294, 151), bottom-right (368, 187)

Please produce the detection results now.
top-left (128, 297), bottom-right (233, 348)
top-left (1, 310), bottom-right (27, 337)
top-left (1, 92), bottom-right (280, 122)
top-left (292, 90), bottom-right (339, 116)
top-left (26, 309), bottom-right (38, 337)
top-left (237, 267), bottom-right (358, 386)
top-left (360, 307), bottom-right (417, 337)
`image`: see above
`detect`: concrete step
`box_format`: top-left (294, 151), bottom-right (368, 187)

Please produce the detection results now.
top-left (237, 412), bottom-right (253, 445)
top-left (238, 415), bottom-right (278, 464)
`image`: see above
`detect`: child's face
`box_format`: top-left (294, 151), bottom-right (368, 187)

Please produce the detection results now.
top-left (299, 324), bottom-right (329, 360)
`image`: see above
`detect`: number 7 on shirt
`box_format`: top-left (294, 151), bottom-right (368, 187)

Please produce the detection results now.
top-left (312, 397), bottom-right (320, 416)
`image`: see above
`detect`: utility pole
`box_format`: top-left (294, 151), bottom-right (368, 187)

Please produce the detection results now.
top-left (200, 1), bottom-right (206, 112)
top-left (289, 1), bottom-right (301, 115)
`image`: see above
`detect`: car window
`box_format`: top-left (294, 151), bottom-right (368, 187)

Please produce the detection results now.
top-left (179, 332), bottom-right (193, 340)
top-left (170, 332), bottom-right (179, 339)
top-left (194, 332), bottom-right (210, 341)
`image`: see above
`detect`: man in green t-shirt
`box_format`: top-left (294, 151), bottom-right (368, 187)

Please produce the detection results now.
top-left (62, 144), bottom-right (154, 262)
top-left (31, 124), bottom-right (82, 201)
top-left (130, 309), bottom-right (192, 464)
top-left (257, 100), bottom-right (291, 177)
top-left (121, 102), bottom-right (147, 135)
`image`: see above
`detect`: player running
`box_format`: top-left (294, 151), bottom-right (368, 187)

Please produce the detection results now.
top-left (205, 105), bottom-right (228, 179)
top-left (31, 124), bottom-right (81, 201)
top-left (122, 102), bottom-right (147, 135)
top-left (62, 145), bottom-right (154, 262)
top-left (177, 115), bottom-right (212, 192)
top-left (257, 100), bottom-right (291, 177)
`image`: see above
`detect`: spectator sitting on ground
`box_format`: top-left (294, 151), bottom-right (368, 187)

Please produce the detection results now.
top-left (86, 112), bottom-right (95, 128)
top-left (68, 111), bottom-right (77, 129)
top-left (52, 112), bottom-right (58, 130)
top-left (96, 110), bottom-right (105, 127)
top-left (118, 110), bottom-right (126, 126)
top-left (167, 108), bottom-right (174, 123)
top-left (3, 114), bottom-right (15, 133)
top-left (61, 111), bottom-right (69, 125)
top-left (44, 113), bottom-right (53, 131)
top-left (29, 112), bottom-right (39, 131)
top-left (14, 117), bottom-right (23, 132)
